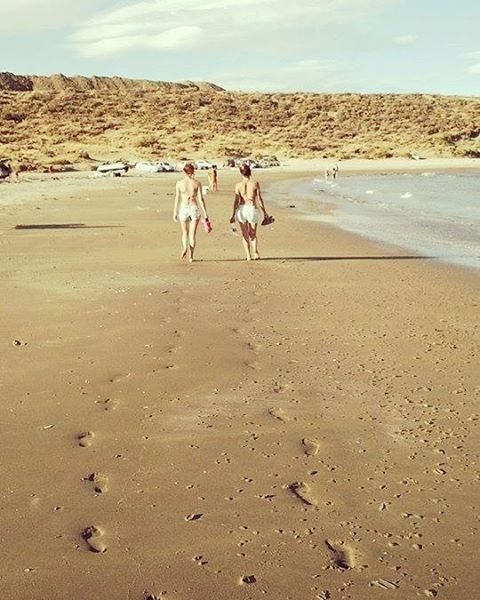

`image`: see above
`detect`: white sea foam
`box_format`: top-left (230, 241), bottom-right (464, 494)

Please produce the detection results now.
top-left (307, 172), bottom-right (480, 270)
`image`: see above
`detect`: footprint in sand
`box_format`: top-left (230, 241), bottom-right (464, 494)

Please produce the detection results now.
top-left (82, 526), bottom-right (107, 553)
top-left (108, 372), bottom-right (131, 383)
top-left (325, 539), bottom-right (357, 570)
top-left (268, 407), bottom-right (290, 422)
top-left (95, 398), bottom-right (119, 411)
top-left (245, 361), bottom-right (262, 371)
top-left (185, 513), bottom-right (203, 521)
top-left (84, 472), bottom-right (108, 494)
top-left (289, 481), bottom-right (318, 506)
top-left (78, 431), bottom-right (95, 447)
top-left (302, 438), bottom-right (320, 457)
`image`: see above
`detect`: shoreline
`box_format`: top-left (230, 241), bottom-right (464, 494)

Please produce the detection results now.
top-left (2, 162), bottom-right (479, 276)
top-left (264, 170), bottom-right (479, 274)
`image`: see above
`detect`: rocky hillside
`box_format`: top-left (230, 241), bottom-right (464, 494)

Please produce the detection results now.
top-left (0, 72), bottom-right (223, 93)
top-left (0, 72), bottom-right (478, 170)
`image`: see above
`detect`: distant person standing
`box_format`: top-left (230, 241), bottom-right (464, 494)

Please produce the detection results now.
top-left (230, 164), bottom-right (273, 261)
top-left (332, 164), bottom-right (339, 180)
top-left (208, 166), bottom-right (218, 192)
top-left (324, 168), bottom-right (331, 182)
top-left (173, 163), bottom-right (209, 262)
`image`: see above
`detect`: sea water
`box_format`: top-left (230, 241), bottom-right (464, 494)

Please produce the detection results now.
top-left (307, 172), bottom-right (480, 270)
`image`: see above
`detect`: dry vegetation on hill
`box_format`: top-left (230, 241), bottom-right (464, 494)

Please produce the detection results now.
top-left (0, 73), bottom-right (478, 170)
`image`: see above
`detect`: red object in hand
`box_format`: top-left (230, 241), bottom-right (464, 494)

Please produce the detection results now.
top-left (203, 218), bottom-right (212, 233)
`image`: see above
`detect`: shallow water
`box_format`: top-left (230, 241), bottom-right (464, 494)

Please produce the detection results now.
top-left (303, 171), bottom-right (480, 270)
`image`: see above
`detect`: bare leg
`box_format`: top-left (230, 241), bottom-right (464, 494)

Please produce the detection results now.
top-left (249, 224), bottom-right (259, 259)
top-left (188, 218), bottom-right (200, 262)
top-left (239, 222), bottom-right (252, 260)
top-left (180, 220), bottom-right (189, 259)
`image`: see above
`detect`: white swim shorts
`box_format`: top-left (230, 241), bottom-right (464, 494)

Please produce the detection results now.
top-left (178, 204), bottom-right (201, 222)
top-left (236, 204), bottom-right (259, 225)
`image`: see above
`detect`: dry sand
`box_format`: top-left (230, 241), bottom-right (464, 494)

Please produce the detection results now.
top-left (1, 164), bottom-right (479, 599)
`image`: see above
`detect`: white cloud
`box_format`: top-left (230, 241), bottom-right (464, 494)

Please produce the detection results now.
top-left (211, 59), bottom-right (352, 92)
top-left (71, 0), bottom-right (395, 58)
top-left (467, 63), bottom-right (480, 75)
top-left (393, 34), bottom-right (417, 46)
top-left (77, 26), bottom-right (203, 58)
top-left (0, 0), bottom-right (100, 33)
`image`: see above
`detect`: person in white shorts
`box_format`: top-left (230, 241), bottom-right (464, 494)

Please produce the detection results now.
top-left (230, 164), bottom-right (272, 261)
top-left (173, 163), bottom-right (208, 262)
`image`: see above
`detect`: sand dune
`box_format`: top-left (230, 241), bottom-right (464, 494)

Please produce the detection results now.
top-left (1, 72), bottom-right (479, 171)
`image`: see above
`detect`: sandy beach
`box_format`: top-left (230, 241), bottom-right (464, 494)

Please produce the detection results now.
top-left (1, 164), bottom-right (479, 599)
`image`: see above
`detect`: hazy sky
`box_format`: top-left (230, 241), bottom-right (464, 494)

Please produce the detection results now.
top-left (1, 0), bottom-right (479, 95)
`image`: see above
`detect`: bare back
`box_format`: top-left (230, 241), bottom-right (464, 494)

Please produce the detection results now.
top-left (235, 178), bottom-right (259, 207)
top-left (178, 177), bottom-right (201, 205)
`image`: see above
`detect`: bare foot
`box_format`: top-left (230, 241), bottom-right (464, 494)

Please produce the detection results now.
top-left (253, 252), bottom-right (260, 260)
top-left (180, 248), bottom-right (188, 259)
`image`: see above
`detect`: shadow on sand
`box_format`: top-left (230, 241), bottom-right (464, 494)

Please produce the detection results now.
top-left (15, 223), bottom-right (124, 230)
top-left (200, 255), bottom-right (434, 263)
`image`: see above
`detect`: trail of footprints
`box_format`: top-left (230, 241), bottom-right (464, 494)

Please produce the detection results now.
top-left (267, 389), bottom-right (358, 579)
top-left (266, 398), bottom-right (322, 503)
top-left (266, 388), bottom-right (364, 583)
top-left (75, 379), bottom-right (128, 553)
top-left (74, 361), bottom-right (354, 586)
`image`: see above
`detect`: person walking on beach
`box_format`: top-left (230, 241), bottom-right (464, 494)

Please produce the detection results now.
top-left (208, 166), bottom-right (218, 192)
top-left (230, 164), bottom-right (272, 261)
top-left (173, 163), bottom-right (209, 262)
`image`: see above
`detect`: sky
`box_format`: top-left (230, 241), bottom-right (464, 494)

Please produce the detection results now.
top-left (0, 0), bottom-right (479, 95)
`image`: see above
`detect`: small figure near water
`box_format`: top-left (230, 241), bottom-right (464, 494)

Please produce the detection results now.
top-left (325, 164), bottom-right (339, 182)
top-left (208, 166), bottom-right (218, 192)
top-left (173, 163), bottom-right (209, 262)
top-left (230, 163), bottom-right (272, 261)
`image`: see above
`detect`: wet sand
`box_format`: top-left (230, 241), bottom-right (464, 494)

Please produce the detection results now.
top-left (1, 167), bottom-right (478, 599)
